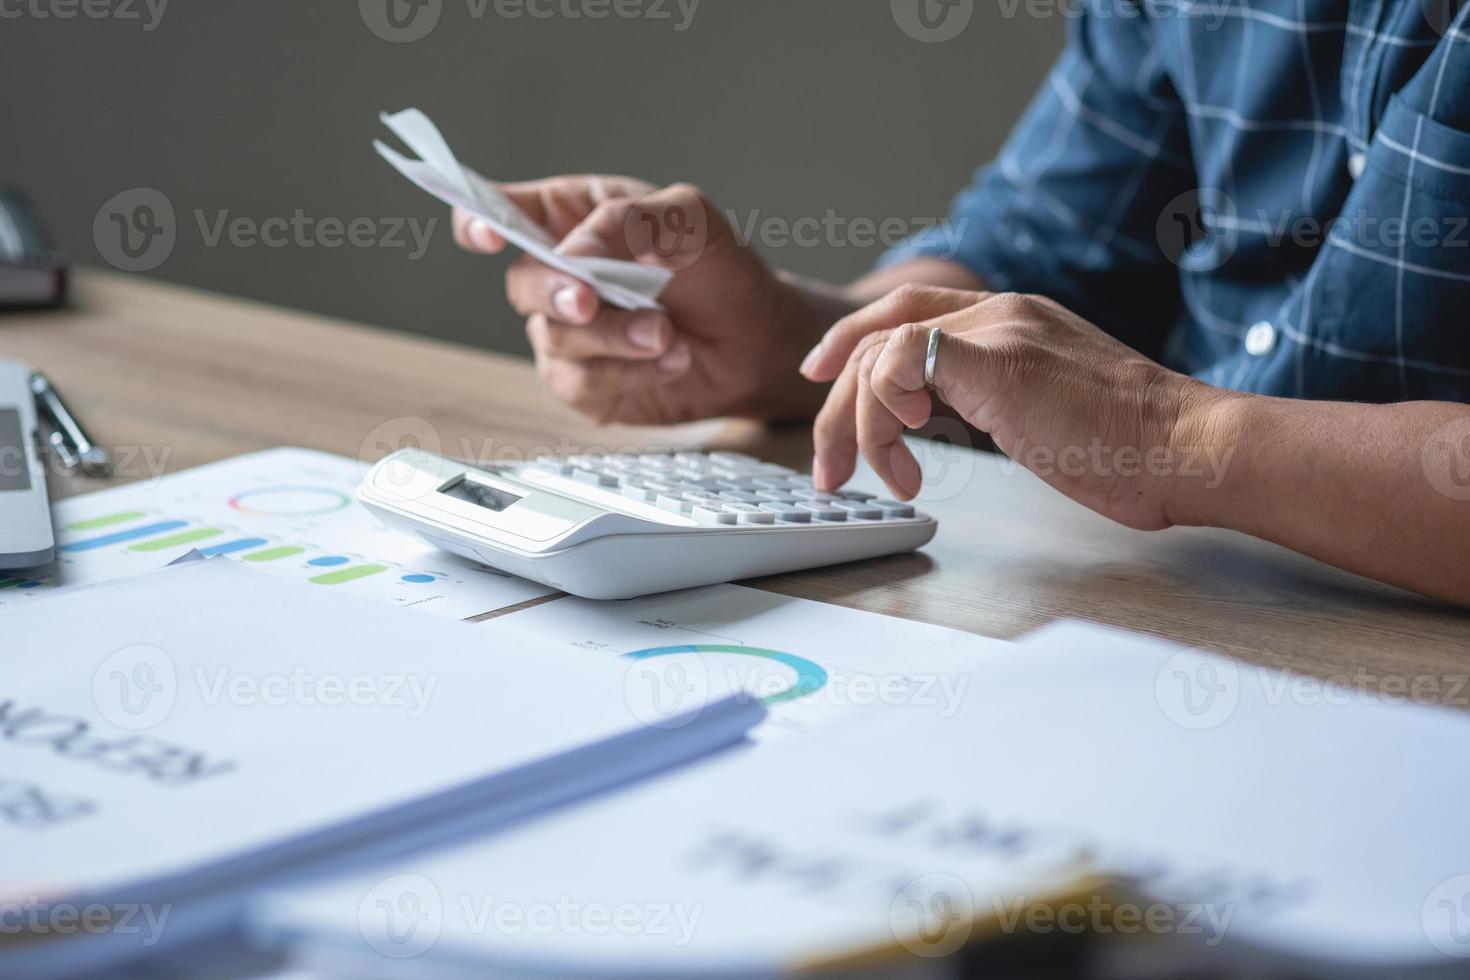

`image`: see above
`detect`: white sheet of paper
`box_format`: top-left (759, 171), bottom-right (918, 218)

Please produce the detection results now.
top-left (262, 620), bottom-right (1470, 975)
top-left (0, 558), bottom-right (758, 908)
top-left (489, 584), bottom-right (1017, 743)
top-left (987, 621), bottom-right (1470, 969)
top-left (375, 109), bottom-right (671, 311)
top-left (258, 702), bottom-right (1086, 974)
top-left (4, 448), bottom-right (554, 618)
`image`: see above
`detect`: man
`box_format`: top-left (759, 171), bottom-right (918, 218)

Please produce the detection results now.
top-left (453, 0), bottom-right (1470, 604)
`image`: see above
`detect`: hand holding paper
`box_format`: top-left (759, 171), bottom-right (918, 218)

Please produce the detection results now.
top-left (374, 108), bottom-right (672, 311)
top-left (376, 108), bottom-right (835, 425)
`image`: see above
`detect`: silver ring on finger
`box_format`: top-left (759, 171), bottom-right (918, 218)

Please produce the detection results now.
top-left (924, 327), bottom-right (942, 388)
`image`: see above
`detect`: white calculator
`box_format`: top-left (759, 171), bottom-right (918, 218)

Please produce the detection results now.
top-left (359, 448), bottom-right (937, 600)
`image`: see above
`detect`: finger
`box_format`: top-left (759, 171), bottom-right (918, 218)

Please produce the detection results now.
top-left (556, 183), bottom-right (716, 270)
top-left (453, 207), bottom-right (507, 253)
top-left (526, 311), bottom-right (674, 361)
top-left (538, 348), bottom-right (694, 424)
top-left (856, 341), bottom-right (924, 500)
top-left (799, 284), bottom-right (986, 383)
top-left (871, 322), bottom-right (941, 430)
top-left (506, 255), bottom-right (601, 325)
top-left (499, 175), bottom-right (656, 239)
top-left (874, 311), bottom-right (1002, 429)
top-left (812, 331), bottom-right (892, 492)
top-left (456, 176), bottom-right (657, 252)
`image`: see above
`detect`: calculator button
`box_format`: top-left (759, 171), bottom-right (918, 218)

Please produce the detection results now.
top-left (792, 489), bottom-right (841, 503)
top-left (833, 500), bottom-right (884, 520)
top-left (755, 490), bottom-right (797, 502)
top-left (535, 457), bottom-right (575, 476)
top-left (719, 491), bottom-right (764, 504)
top-left (621, 483), bottom-right (660, 503)
top-left (573, 468), bottom-right (620, 488)
top-left (752, 477), bottom-right (793, 489)
top-left (873, 500), bottom-right (917, 518)
top-left (709, 452), bottom-right (759, 467)
top-left (692, 505), bottom-right (738, 525)
top-left (797, 503), bottom-right (847, 522)
top-left (837, 489), bottom-right (877, 501)
top-left (760, 505), bottom-right (812, 523)
top-left (656, 494), bottom-right (695, 514)
top-left (721, 503), bottom-right (775, 525)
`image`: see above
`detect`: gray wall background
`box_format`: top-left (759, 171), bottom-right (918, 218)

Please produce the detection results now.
top-left (4, 0), bottom-right (1062, 356)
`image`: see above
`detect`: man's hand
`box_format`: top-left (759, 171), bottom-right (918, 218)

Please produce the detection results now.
top-left (801, 285), bottom-right (1210, 531)
top-left (454, 176), bottom-right (828, 425)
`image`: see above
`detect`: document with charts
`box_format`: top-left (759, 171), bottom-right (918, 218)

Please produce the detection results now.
top-left (489, 585), bottom-right (1016, 742)
top-left (262, 620), bottom-right (1470, 976)
top-left (0, 558), bottom-right (761, 976)
top-left (4, 448), bottom-right (555, 617)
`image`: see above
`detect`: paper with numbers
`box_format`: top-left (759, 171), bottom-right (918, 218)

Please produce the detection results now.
top-left (0, 558), bottom-right (760, 975)
top-left (374, 108), bottom-right (672, 311)
top-left (260, 621), bottom-right (1470, 975)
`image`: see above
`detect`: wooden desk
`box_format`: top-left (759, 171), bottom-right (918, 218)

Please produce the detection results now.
top-left (10, 271), bottom-right (1469, 692)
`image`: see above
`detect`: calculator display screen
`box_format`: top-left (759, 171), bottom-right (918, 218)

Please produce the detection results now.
top-left (0, 409), bottom-right (30, 493)
top-left (440, 476), bottom-right (523, 513)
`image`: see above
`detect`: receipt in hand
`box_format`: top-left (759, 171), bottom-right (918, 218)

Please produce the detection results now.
top-left (374, 108), bottom-right (672, 311)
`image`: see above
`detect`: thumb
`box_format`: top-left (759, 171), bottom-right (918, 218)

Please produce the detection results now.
top-left (557, 183), bottom-right (717, 272)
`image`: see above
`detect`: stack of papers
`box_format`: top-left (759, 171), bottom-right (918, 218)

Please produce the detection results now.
top-left (256, 621), bottom-right (1470, 976)
top-left (0, 559), bottom-right (762, 977)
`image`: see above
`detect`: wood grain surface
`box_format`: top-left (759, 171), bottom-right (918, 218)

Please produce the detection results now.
top-left (9, 271), bottom-right (1469, 699)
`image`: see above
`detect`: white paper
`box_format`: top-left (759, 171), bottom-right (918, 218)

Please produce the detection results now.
top-left (4, 448), bottom-right (555, 618)
top-left (989, 621), bottom-right (1470, 969)
top-left (0, 558), bottom-right (759, 906)
top-left (375, 108), bottom-right (672, 311)
top-left (261, 620), bottom-right (1470, 975)
top-left (258, 705), bottom-right (1085, 974)
top-left (490, 584), bottom-right (1017, 743)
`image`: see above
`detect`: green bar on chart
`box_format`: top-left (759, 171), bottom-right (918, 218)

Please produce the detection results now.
top-left (309, 564), bottom-right (388, 586)
top-left (130, 528), bottom-right (225, 552)
top-left (66, 511), bottom-right (148, 532)
top-left (243, 546), bottom-right (306, 562)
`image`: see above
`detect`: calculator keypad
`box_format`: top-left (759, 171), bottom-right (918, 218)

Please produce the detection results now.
top-left (529, 452), bottom-right (925, 528)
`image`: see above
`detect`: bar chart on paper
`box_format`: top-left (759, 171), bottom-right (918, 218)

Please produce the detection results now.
top-left (8, 448), bottom-right (556, 617)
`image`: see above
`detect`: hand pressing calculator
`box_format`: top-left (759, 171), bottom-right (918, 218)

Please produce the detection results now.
top-left (359, 449), bottom-right (937, 599)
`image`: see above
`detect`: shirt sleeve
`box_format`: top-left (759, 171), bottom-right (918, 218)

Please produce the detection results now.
top-left (881, 3), bottom-right (1197, 355)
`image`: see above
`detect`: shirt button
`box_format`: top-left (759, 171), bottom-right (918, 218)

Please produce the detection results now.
top-left (1348, 151), bottom-right (1367, 181)
top-left (1245, 321), bottom-right (1277, 356)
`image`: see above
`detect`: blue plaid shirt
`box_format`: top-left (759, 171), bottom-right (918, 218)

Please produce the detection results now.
top-left (886, 0), bottom-right (1470, 403)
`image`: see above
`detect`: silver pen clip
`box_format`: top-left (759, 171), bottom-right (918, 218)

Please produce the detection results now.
top-left (30, 372), bottom-right (111, 477)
